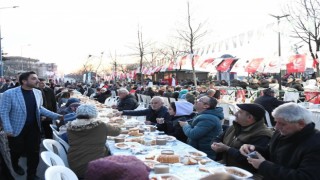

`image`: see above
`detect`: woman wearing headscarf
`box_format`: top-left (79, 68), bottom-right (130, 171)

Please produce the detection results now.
top-left (165, 101), bottom-right (195, 143)
top-left (66, 104), bottom-right (121, 179)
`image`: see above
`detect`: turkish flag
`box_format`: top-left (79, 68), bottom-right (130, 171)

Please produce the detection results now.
top-left (199, 58), bottom-right (214, 68)
top-left (263, 57), bottom-right (280, 73)
top-left (167, 61), bottom-right (176, 71)
top-left (286, 54), bottom-right (306, 73)
top-left (245, 58), bottom-right (264, 73)
top-left (216, 58), bottom-right (234, 72)
top-left (191, 55), bottom-right (200, 67)
top-left (230, 59), bottom-right (246, 72)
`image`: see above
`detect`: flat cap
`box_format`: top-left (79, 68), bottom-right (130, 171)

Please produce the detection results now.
top-left (236, 103), bottom-right (265, 121)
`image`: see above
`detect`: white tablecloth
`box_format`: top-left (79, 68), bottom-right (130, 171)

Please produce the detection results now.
top-left (106, 136), bottom-right (223, 179)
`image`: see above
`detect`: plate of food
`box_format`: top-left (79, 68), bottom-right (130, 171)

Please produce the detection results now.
top-left (157, 135), bottom-right (176, 142)
top-left (150, 174), bottom-right (182, 180)
top-left (188, 151), bottom-right (207, 158)
top-left (224, 166), bottom-right (253, 179)
top-left (143, 160), bottom-right (160, 169)
top-left (114, 142), bottom-right (141, 149)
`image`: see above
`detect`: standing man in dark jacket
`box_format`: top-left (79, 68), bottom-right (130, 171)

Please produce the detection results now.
top-left (254, 88), bottom-right (286, 126)
top-left (179, 96), bottom-right (223, 160)
top-left (116, 96), bottom-right (170, 126)
top-left (112, 88), bottom-right (138, 111)
top-left (211, 103), bottom-right (273, 176)
top-left (38, 78), bottom-right (57, 139)
top-left (240, 103), bottom-right (320, 180)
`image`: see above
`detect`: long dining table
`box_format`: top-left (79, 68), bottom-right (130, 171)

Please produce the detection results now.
top-left (106, 132), bottom-right (224, 180)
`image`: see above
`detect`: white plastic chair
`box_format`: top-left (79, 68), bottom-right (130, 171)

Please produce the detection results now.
top-left (264, 111), bottom-right (273, 128)
top-left (43, 139), bottom-right (69, 167)
top-left (52, 130), bottom-right (70, 152)
top-left (217, 102), bottom-right (237, 126)
top-left (104, 97), bottom-right (113, 106)
top-left (134, 105), bottom-right (147, 122)
top-left (49, 124), bottom-right (59, 134)
top-left (284, 89), bottom-right (300, 103)
top-left (162, 97), bottom-right (170, 107)
top-left (137, 94), bottom-right (142, 104)
top-left (45, 165), bottom-right (78, 180)
top-left (169, 98), bottom-right (176, 103)
top-left (144, 95), bottom-right (152, 108)
top-left (41, 151), bottom-right (65, 167)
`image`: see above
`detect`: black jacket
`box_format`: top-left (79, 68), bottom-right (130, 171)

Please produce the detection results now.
top-left (254, 95), bottom-right (286, 126)
top-left (256, 123), bottom-right (320, 180)
top-left (122, 106), bottom-right (170, 125)
top-left (166, 115), bottom-right (194, 143)
top-left (117, 94), bottom-right (138, 111)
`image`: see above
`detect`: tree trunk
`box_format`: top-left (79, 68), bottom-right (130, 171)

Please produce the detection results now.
top-left (192, 56), bottom-right (197, 88)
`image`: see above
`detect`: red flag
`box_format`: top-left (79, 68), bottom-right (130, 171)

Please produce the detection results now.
top-left (216, 58), bottom-right (234, 72)
top-left (199, 58), bottom-right (214, 68)
top-left (167, 61), bottom-right (175, 71)
top-left (191, 55), bottom-right (200, 67)
top-left (313, 58), bottom-right (318, 68)
top-left (286, 54), bottom-right (306, 73)
top-left (245, 58), bottom-right (264, 73)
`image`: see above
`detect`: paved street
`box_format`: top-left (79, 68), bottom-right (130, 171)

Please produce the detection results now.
top-left (13, 140), bottom-right (47, 180)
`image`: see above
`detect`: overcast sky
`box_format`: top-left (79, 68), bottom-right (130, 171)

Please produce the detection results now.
top-left (0, 0), bottom-right (288, 74)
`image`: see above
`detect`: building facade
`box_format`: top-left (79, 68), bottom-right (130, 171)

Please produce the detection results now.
top-left (3, 56), bottom-right (57, 79)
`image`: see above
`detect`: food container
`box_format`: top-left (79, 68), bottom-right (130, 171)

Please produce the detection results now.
top-left (139, 128), bottom-right (145, 134)
top-left (154, 164), bottom-right (170, 174)
top-left (114, 137), bottom-right (125, 143)
top-left (156, 138), bottom-right (167, 145)
top-left (149, 126), bottom-right (157, 132)
top-left (161, 150), bottom-right (174, 155)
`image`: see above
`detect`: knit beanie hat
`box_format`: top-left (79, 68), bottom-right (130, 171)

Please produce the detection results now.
top-left (65, 98), bottom-right (80, 107)
top-left (175, 101), bottom-right (194, 116)
top-left (76, 104), bottom-right (98, 119)
top-left (85, 155), bottom-right (150, 180)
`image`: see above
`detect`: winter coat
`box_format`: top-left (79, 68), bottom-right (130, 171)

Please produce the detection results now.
top-left (166, 115), bottom-right (190, 143)
top-left (67, 119), bottom-right (120, 178)
top-left (182, 107), bottom-right (224, 160)
top-left (117, 94), bottom-right (139, 111)
top-left (256, 123), bottom-right (320, 180)
top-left (213, 120), bottom-right (273, 173)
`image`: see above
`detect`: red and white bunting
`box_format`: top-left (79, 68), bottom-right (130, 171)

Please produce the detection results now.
top-left (160, 64), bottom-right (168, 72)
top-left (286, 54), bottom-right (306, 73)
top-left (230, 59), bottom-right (247, 72)
top-left (167, 61), bottom-right (176, 71)
top-left (199, 58), bottom-right (214, 69)
top-left (262, 57), bottom-right (280, 73)
top-left (245, 58), bottom-right (264, 73)
top-left (152, 66), bottom-right (162, 73)
top-left (216, 58), bottom-right (234, 72)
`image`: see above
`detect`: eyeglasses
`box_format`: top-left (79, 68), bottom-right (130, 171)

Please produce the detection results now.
top-left (196, 99), bottom-right (207, 104)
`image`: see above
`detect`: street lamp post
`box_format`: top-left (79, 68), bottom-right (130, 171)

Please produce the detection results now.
top-left (269, 14), bottom-right (289, 92)
top-left (0, 6), bottom-right (19, 78)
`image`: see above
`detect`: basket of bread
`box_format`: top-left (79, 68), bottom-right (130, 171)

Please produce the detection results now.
top-left (128, 128), bottom-right (143, 136)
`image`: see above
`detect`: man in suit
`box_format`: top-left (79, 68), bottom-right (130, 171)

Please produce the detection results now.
top-left (38, 78), bottom-right (57, 139)
top-left (0, 71), bottom-right (63, 180)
